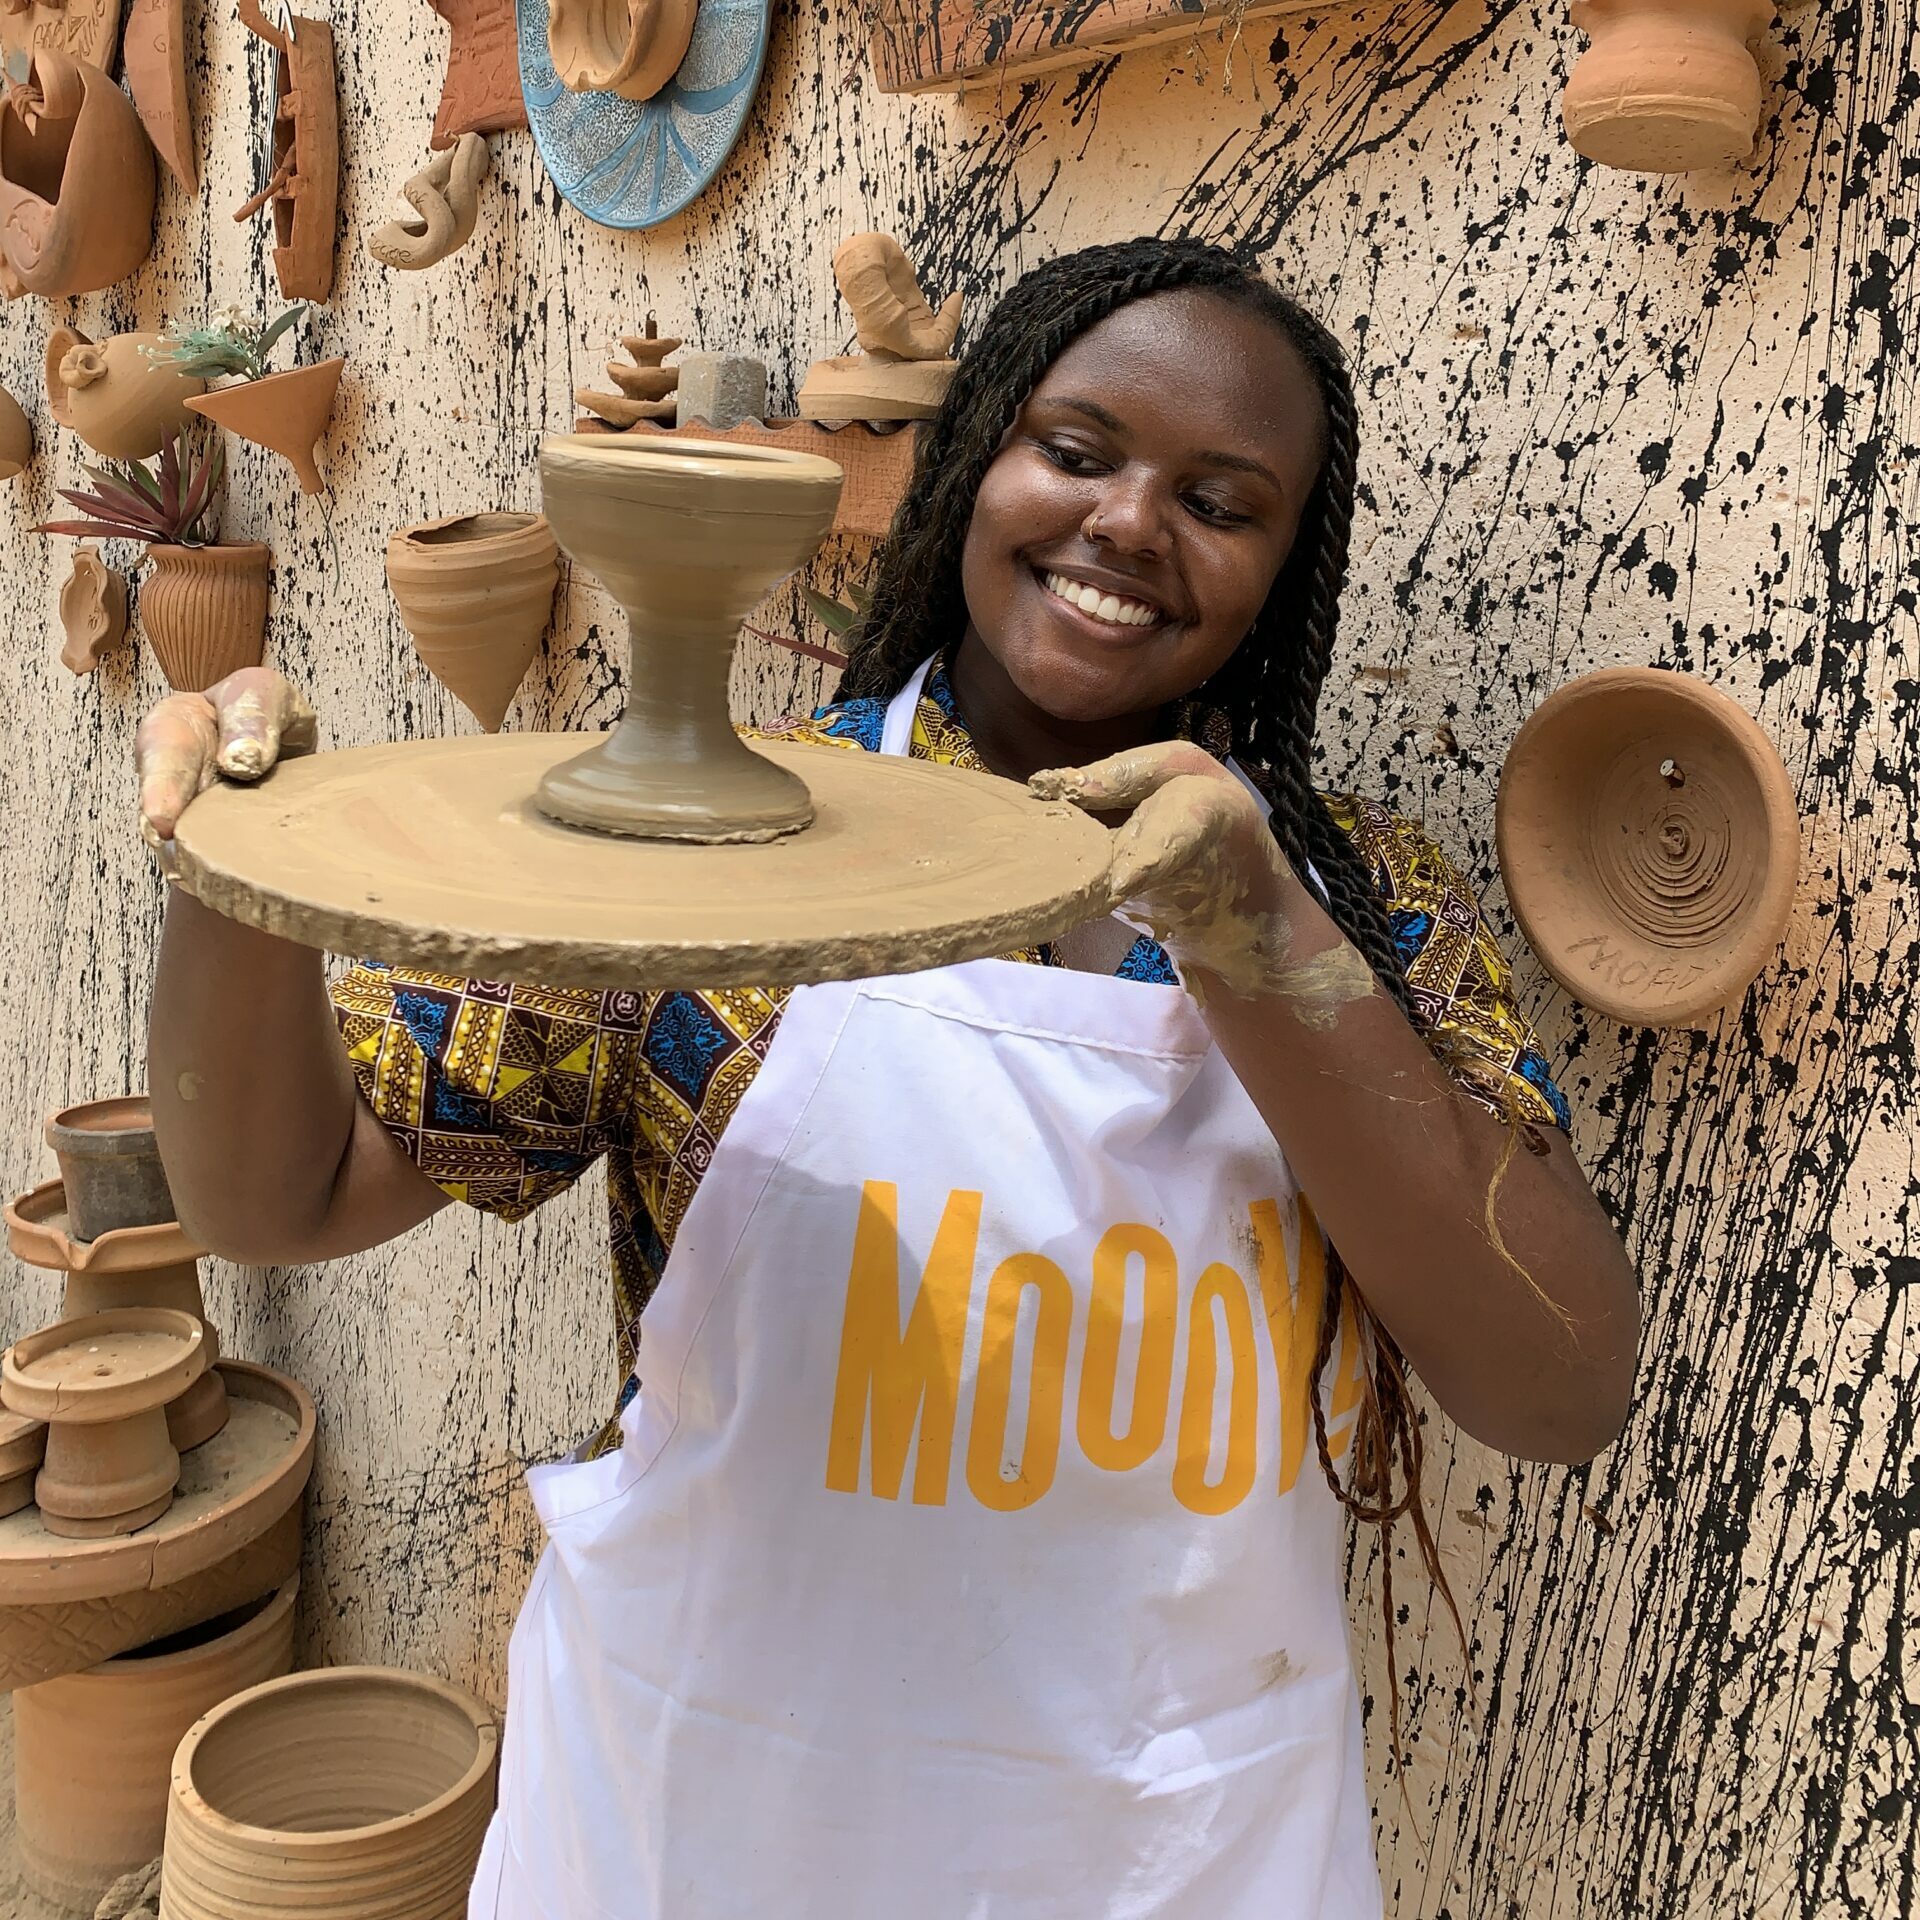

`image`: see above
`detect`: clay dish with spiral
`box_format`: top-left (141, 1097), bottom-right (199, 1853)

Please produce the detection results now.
top-left (1496, 665), bottom-right (1799, 1027)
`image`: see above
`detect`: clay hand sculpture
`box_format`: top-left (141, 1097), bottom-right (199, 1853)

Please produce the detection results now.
top-left (548, 0), bottom-right (697, 100)
top-left (428, 0), bottom-right (527, 146)
top-left (576, 320), bottom-right (679, 428)
top-left (368, 132), bottom-right (490, 271)
top-left (0, 47), bottom-right (156, 298)
top-left (798, 233), bottom-right (961, 422)
top-left (232, 0), bottom-right (339, 303)
top-left (123, 0), bottom-right (197, 190)
top-left (45, 327), bottom-right (208, 460)
top-left (0, 382), bottom-right (30, 478)
top-left (58, 543), bottom-right (131, 673)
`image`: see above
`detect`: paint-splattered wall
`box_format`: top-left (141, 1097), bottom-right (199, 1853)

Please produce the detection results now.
top-left (0, 0), bottom-right (1911, 1913)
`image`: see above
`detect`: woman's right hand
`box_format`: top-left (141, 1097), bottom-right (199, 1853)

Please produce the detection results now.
top-left (135, 667), bottom-right (318, 852)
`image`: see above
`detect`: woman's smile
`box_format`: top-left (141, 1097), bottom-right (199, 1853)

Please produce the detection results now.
top-left (1033, 565), bottom-right (1171, 634)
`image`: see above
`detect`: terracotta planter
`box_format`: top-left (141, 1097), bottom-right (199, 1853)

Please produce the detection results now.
top-left (2, 1307), bottom-right (208, 1538)
top-left (0, 382), bottom-right (30, 478)
top-left (45, 1094), bottom-right (174, 1241)
top-left (385, 511), bottom-right (559, 730)
top-left (139, 543), bottom-right (270, 693)
top-left (161, 1666), bottom-right (500, 1920)
top-left (184, 358), bottom-right (345, 496)
top-left (12, 1581), bottom-right (297, 1913)
top-left (1563, 0), bottom-right (1773, 173)
top-left (45, 327), bottom-right (207, 461)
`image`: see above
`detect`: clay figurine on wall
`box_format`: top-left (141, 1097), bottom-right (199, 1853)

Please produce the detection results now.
top-left (59, 543), bottom-right (131, 673)
top-left (549, 0), bottom-right (696, 100)
top-left (1563, 0), bottom-right (1774, 173)
top-left (798, 233), bottom-right (961, 422)
top-left (34, 432), bottom-right (271, 692)
top-left (0, 382), bottom-right (31, 478)
top-left (166, 304), bottom-right (346, 495)
top-left (232, 0), bottom-right (339, 303)
top-left (428, 0), bottom-right (528, 146)
top-left (0, 0), bottom-right (120, 71)
top-left (0, 47), bottom-right (156, 299)
top-left (368, 131), bottom-right (491, 271)
top-left (45, 326), bottom-right (207, 460)
top-left (576, 319), bottom-right (678, 428)
top-left (123, 0), bottom-right (198, 191)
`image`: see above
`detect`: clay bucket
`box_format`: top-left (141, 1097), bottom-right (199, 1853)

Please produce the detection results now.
top-left (1495, 665), bottom-right (1799, 1028)
top-left (12, 1580), bottom-right (297, 1913)
top-left (385, 510), bottom-right (560, 730)
top-left (183, 357), bottom-right (345, 496)
top-left (2, 1307), bottom-right (209, 1538)
top-left (0, 48), bottom-right (156, 297)
top-left (1563, 0), bottom-right (1772, 173)
top-left (140, 543), bottom-right (271, 693)
top-left (0, 381), bottom-right (30, 478)
top-left (46, 1093), bottom-right (175, 1241)
top-left (548, 0), bottom-right (697, 100)
top-left (0, 1409), bottom-right (47, 1518)
top-left (160, 1666), bottom-right (500, 1920)
top-left (45, 327), bottom-right (207, 461)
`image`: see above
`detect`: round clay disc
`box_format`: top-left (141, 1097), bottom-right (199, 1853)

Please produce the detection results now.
top-left (171, 735), bottom-right (1116, 989)
top-left (1496, 667), bottom-right (1800, 1027)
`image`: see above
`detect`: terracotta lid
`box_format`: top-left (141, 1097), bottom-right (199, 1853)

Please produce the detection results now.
top-left (3, 1307), bottom-right (208, 1425)
top-left (6, 1178), bottom-right (204, 1273)
top-left (1496, 666), bottom-right (1799, 1027)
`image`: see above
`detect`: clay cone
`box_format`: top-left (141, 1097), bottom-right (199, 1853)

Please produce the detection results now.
top-left (140, 544), bottom-right (270, 693)
top-left (385, 511), bottom-right (559, 730)
top-left (184, 358), bottom-right (345, 496)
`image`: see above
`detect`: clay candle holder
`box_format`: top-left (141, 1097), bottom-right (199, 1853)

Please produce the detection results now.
top-left (2, 1308), bottom-right (209, 1538)
top-left (46, 327), bottom-right (208, 461)
top-left (1496, 666), bottom-right (1799, 1027)
top-left (162, 1665), bottom-right (500, 1920)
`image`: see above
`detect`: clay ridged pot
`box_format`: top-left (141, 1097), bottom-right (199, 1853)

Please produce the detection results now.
top-left (139, 543), bottom-right (270, 693)
top-left (161, 1666), bottom-right (500, 1920)
top-left (183, 358), bottom-right (345, 496)
top-left (1563, 0), bottom-right (1772, 174)
top-left (46, 1093), bottom-right (175, 1242)
top-left (44, 326), bottom-right (207, 460)
top-left (0, 381), bottom-right (30, 479)
top-left (385, 511), bottom-right (559, 731)
top-left (12, 1580), bottom-right (297, 1913)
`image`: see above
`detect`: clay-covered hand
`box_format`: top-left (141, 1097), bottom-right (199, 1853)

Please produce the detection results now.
top-left (1031, 741), bottom-right (1378, 1022)
top-left (135, 667), bottom-right (317, 853)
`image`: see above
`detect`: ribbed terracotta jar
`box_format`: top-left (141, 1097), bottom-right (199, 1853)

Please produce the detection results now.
top-left (161, 1666), bottom-right (499, 1920)
top-left (385, 511), bottom-right (559, 730)
top-left (140, 543), bottom-right (270, 693)
top-left (12, 1580), bottom-right (297, 1913)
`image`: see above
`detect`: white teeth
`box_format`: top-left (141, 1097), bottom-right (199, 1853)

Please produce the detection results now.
top-left (1042, 572), bottom-right (1157, 629)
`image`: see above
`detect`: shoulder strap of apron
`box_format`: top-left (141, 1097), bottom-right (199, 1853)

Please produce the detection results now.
top-left (878, 657), bottom-right (938, 759)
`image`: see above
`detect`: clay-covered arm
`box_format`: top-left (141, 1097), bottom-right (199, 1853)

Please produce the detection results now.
top-left (141, 672), bottom-right (449, 1266)
top-left (1035, 742), bottom-right (1641, 1467)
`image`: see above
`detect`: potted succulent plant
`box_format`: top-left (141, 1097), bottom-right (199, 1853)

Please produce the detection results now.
top-left (34, 431), bottom-right (271, 693)
top-left (160, 304), bottom-right (346, 496)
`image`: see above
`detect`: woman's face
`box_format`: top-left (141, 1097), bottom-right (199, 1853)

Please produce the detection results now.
top-left (958, 288), bottom-right (1331, 729)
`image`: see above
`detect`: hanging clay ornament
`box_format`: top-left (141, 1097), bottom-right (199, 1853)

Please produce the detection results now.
top-left (59, 543), bottom-right (131, 674)
top-left (575, 318), bottom-right (678, 429)
top-left (1563, 0), bottom-right (1774, 173)
top-left (367, 132), bottom-right (490, 271)
top-left (548, 0), bottom-right (696, 100)
top-left (140, 543), bottom-right (271, 692)
top-left (0, 382), bottom-right (30, 478)
top-left (123, 0), bottom-right (197, 191)
top-left (184, 356), bottom-right (345, 495)
top-left (0, 48), bottom-right (156, 299)
top-left (45, 327), bottom-right (207, 461)
top-left (232, 0), bottom-right (338, 303)
top-left (0, 0), bottom-right (120, 71)
top-left (428, 0), bottom-right (527, 147)
top-left (385, 511), bottom-right (560, 730)
top-left (0, 1409), bottom-right (47, 1519)
top-left (1496, 666), bottom-right (1799, 1027)
top-left (797, 234), bottom-right (961, 423)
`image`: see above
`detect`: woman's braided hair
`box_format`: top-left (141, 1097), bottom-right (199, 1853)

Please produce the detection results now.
top-left (838, 235), bottom-right (1464, 1790)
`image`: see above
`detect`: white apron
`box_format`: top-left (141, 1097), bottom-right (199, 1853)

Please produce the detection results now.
top-left (471, 667), bottom-right (1385, 1920)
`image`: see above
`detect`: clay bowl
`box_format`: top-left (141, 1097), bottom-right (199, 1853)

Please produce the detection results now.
top-left (46, 1093), bottom-right (176, 1242)
top-left (162, 1666), bottom-right (500, 1920)
top-left (1496, 666), bottom-right (1799, 1027)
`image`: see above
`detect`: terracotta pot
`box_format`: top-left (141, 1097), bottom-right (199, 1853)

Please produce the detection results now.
top-left (45, 1094), bottom-right (175, 1241)
top-left (0, 1409), bottom-right (47, 1518)
top-left (0, 381), bottom-right (30, 479)
top-left (0, 48), bottom-right (156, 298)
top-left (160, 1666), bottom-right (500, 1920)
top-left (385, 511), bottom-right (559, 730)
top-left (1496, 666), bottom-right (1800, 1027)
top-left (1563, 0), bottom-right (1773, 173)
top-left (139, 543), bottom-right (270, 693)
top-left (183, 358), bottom-right (345, 497)
top-left (12, 1581), bottom-right (297, 1913)
top-left (2, 1307), bottom-right (209, 1538)
top-left (549, 0), bottom-right (697, 102)
top-left (45, 327), bottom-right (206, 461)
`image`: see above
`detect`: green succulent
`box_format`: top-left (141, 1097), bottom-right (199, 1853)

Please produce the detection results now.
top-left (34, 432), bottom-right (226, 548)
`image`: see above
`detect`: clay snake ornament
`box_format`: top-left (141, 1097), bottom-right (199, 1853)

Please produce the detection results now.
top-left (832, 232), bottom-right (963, 362)
top-left (546, 0), bottom-right (697, 102)
top-left (366, 132), bottom-right (490, 270)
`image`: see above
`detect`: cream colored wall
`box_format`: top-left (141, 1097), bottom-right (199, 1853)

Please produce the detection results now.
top-left (1, 0), bottom-right (1912, 1913)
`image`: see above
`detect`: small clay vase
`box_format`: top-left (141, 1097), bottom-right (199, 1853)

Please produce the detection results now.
top-left (2, 1307), bottom-right (209, 1538)
top-left (140, 543), bottom-right (271, 693)
top-left (11, 1581), bottom-right (296, 1913)
top-left (184, 358), bottom-right (345, 496)
top-left (161, 1665), bottom-right (500, 1920)
top-left (45, 326), bottom-right (207, 461)
top-left (46, 1095), bottom-right (176, 1241)
top-left (0, 48), bottom-right (157, 298)
top-left (0, 1408), bottom-right (48, 1518)
top-left (548, 0), bottom-right (697, 101)
top-left (1563, 0), bottom-right (1773, 173)
top-left (385, 511), bottom-right (560, 731)
top-left (0, 382), bottom-right (31, 479)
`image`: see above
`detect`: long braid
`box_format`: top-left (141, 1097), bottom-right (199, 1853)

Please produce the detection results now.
top-left (838, 238), bottom-right (1468, 1807)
